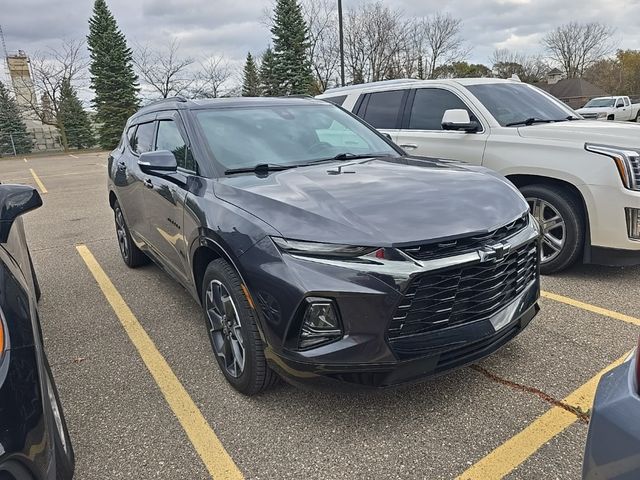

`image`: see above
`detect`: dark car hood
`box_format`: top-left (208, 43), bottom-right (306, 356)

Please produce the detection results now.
top-left (214, 158), bottom-right (528, 246)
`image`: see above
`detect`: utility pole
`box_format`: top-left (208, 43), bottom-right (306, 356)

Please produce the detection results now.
top-left (338, 0), bottom-right (345, 86)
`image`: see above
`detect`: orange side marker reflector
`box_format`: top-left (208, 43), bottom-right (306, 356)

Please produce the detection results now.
top-left (241, 284), bottom-right (255, 309)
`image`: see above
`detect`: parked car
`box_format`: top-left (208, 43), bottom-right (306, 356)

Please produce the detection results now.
top-left (319, 78), bottom-right (640, 274)
top-left (0, 184), bottom-right (74, 479)
top-left (583, 340), bottom-right (640, 479)
top-left (577, 96), bottom-right (640, 122)
top-left (107, 96), bottom-right (541, 395)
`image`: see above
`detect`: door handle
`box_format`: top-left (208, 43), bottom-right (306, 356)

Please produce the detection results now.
top-left (400, 144), bottom-right (418, 150)
top-left (143, 178), bottom-right (154, 189)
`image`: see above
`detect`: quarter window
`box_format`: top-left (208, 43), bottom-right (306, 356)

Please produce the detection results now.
top-left (126, 125), bottom-right (137, 151)
top-left (132, 122), bottom-right (155, 154)
top-left (361, 90), bottom-right (404, 129)
top-left (156, 120), bottom-right (196, 171)
top-left (409, 89), bottom-right (477, 131)
top-left (323, 95), bottom-right (348, 107)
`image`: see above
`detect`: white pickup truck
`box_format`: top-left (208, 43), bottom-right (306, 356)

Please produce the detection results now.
top-left (576, 96), bottom-right (640, 122)
top-left (318, 78), bottom-right (640, 273)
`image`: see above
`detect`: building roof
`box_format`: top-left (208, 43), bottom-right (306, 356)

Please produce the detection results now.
top-left (547, 68), bottom-right (563, 75)
top-left (535, 78), bottom-right (608, 99)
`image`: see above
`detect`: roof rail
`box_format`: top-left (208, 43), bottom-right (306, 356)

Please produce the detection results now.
top-left (322, 78), bottom-right (419, 95)
top-left (143, 96), bottom-right (188, 107)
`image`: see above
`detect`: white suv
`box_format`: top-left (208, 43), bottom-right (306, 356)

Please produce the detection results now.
top-left (318, 78), bottom-right (640, 273)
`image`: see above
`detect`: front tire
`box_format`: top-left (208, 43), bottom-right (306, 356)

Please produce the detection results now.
top-left (202, 259), bottom-right (277, 395)
top-left (113, 200), bottom-right (148, 268)
top-left (521, 184), bottom-right (584, 274)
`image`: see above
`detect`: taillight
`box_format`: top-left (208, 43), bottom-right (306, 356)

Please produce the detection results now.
top-left (0, 310), bottom-right (5, 358)
top-left (636, 336), bottom-right (640, 393)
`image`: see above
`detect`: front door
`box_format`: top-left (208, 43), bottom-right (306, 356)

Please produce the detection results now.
top-left (394, 87), bottom-right (488, 165)
top-left (141, 113), bottom-right (196, 284)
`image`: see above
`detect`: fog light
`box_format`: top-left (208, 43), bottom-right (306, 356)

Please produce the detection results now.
top-left (626, 208), bottom-right (640, 240)
top-left (299, 298), bottom-right (342, 349)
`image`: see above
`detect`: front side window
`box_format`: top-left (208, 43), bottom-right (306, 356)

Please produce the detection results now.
top-left (195, 104), bottom-right (399, 172)
top-left (360, 90), bottom-right (405, 129)
top-left (133, 122), bottom-right (155, 154)
top-left (466, 83), bottom-right (577, 127)
top-left (156, 120), bottom-right (196, 171)
top-left (408, 89), bottom-right (477, 131)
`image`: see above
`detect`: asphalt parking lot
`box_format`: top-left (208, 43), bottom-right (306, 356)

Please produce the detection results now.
top-left (2, 151), bottom-right (639, 479)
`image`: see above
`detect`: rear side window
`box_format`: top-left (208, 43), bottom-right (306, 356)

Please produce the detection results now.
top-left (156, 120), bottom-right (194, 171)
top-left (132, 122), bottom-right (155, 154)
top-left (360, 90), bottom-right (404, 129)
top-left (409, 89), bottom-right (476, 131)
top-left (323, 95), bottom-right (348, 107)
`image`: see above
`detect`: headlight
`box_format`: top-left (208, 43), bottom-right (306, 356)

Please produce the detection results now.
top-left (585, 143), bottom-right (640, 190)
top-left (271, 237), bottom-right (377, 258)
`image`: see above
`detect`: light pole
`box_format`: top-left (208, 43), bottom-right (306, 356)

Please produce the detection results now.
top-left (338, 0), bottom-right (345, 86)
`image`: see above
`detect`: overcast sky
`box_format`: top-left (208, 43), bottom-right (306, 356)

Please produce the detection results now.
top-left (2, 0), bottom-right (640, 96)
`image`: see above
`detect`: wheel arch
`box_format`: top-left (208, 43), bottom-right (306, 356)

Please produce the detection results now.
top-left (108, 190), bottom-right (118, 209)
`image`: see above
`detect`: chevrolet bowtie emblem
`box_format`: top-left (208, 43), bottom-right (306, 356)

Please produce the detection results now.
top-left (479, 242), bottom-right (511, 263)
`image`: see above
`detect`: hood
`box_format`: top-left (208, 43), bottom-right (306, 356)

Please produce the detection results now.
top-left (517, 120), bottom-right (640, 147)
top-left (576, 107), bottom-right (612, 114)
top-left (214, 158), bottom-right (528, 247)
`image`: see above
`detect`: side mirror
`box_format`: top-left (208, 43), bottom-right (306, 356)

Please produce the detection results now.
top-left (0, 184), bottom-right (42, 243)
top-left (441, 109), bottom-right (479, 133)
top-left (138, 150), bottom-right (177, 174)
top-left (616, 103), bottom-right (624, 109)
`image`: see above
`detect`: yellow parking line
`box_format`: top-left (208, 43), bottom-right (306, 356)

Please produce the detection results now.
top-left (29, 168), bottom-right (47, 194)
top-left (456, 351), bottom-right (630, 480)
top-left (541, 290), bottom-right (640, 326)
top-left (76, 245), bottom-right (243, 480)
top-left (69, 154), bottom-right (78, 158)
top-left (23, 157), bottom-right (27, 163)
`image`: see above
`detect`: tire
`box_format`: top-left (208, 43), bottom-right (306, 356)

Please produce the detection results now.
top-left (521, 184), bottom-right (584, 275)
top-left (201, 259), bottom-right (277, 395)
top-left (635, 111), bottom-right (640, 123)
top-left (113, 200), bottom-right (148, 268)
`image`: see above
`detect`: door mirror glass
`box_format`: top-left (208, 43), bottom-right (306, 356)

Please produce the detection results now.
top-left (138, 150), bottom-right (178, 174)
top-left (441, 109), bottom-right (479, 133)
top-left (0, 184), bottom-right (42, 243)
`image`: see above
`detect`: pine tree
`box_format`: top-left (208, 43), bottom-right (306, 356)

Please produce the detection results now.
top-left (242, 52), bottom-right (262, 97)
top-left (87, 0), bottom-right (139, 149)
top-left (260, 47), bottom-right (280, 96)
top-left (270, 0), bottom-right (313, 95)
top-left (59, 79), bottom-right (95, 149)
top-left (0, 81), bottom-right (32, 155)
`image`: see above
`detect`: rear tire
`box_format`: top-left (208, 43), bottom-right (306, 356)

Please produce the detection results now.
top-left (521, 184), bottom-right (584, 275)
top-left (113, 200), bottom-right (148, 268)
top-left (202, 259), bottom-right (278, 395)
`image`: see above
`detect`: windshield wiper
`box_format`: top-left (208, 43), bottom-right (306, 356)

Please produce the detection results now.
top-left (505, 118), bottom-right (556, 127)
top-left (224, 163), bottom-right (297, 175)
top-left (307, 153), bottom-right (391, 164)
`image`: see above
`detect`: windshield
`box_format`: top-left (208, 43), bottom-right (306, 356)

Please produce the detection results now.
top-left (466, 83), bottom-right (577, 127)
top-left (195, 104), bottom-right (399, 171)
top-left (584, 98), bottom-right (616, 108)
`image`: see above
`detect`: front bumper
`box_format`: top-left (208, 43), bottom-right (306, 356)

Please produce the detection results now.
top-left (583, 353), bottom-right (640, 480)
top-left (242, 221), bottom-right (540, 389)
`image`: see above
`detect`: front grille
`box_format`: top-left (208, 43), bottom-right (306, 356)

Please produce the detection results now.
top-left (401, 215), bottom-right (528, 261)
top-left (581, 113), bottom-right (598, 119)
top-left (388, 240), bottom-right (538, 340)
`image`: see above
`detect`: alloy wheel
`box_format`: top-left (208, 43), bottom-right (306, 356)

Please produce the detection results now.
top-left (527, 197), bottom-right (566, 264)
top-left (205, 280), bottom-right (245, 378)
top-left (115, 208), bottom-right (129, 261)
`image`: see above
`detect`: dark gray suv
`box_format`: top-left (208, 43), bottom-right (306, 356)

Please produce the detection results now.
top-left (108, 96), bottom-right (541, 395)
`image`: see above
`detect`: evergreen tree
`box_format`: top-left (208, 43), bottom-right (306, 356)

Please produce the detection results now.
top-left (0, 81), bottom-right (32, 155)
top-left (270, 0), bottom-right (313, 95)
top-left (59, 79), bottom-right (95, 149)
top-left (242, 52), bottom-right (262, 97)
top-left (87, 0), bottom-right (139, 149)
top-left (260, 48), bottom-right (280, 96)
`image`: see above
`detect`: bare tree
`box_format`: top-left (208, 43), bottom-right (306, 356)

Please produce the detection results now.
top-left (133, 39), bottom-right (194, 99)
top-left (303, 0), bottom-right (340, 93)
top-left (542, 22), bottom-right (616, 78)
top-left (417, 13), bottom-right (469, 79)
top-left (190, 55), bottom-right (233, 98)
top-left (490, 49), bottom-right (549, 82)
top-left (13, 39), bottom-right (88, 150)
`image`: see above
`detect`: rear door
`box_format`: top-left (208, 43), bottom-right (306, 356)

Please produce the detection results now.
top-left (141, 111), bottom-right (196, 284)
top-left (353, 89), bottom-right (408, 143)
top-left (394, 87), bottom-right (488, 164)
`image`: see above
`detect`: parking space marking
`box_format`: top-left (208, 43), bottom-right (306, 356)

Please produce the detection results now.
top-left (76, 245), bottom-right (244, 480)
top-left (541, 290), bottom-right (640, 326)
top-left (456, 351), bottom-right (630, 480)
top-left (23, 158), bottom-right (27, 163)
top-left (69, 154), bottom-right (79, 158)
top-left (29, 168), bottom-right (47, 194)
